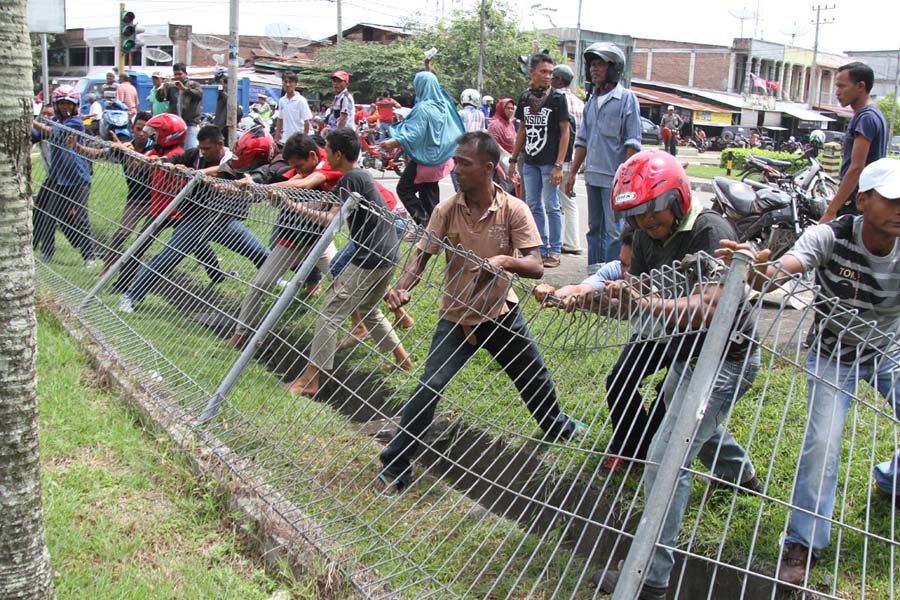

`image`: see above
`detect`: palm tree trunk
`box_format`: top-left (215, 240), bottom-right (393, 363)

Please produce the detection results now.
top-left (0, 1), bottom-right (55, 598)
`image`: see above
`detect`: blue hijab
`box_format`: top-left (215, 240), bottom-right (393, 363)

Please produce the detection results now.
top-left (389, 71), bottom-right (464, 166)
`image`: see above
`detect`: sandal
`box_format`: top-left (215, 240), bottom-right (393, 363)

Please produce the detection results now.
top-left (372, 473), bottom-right (404, 497)
top-left (542, 254), bottom-right (561, 268)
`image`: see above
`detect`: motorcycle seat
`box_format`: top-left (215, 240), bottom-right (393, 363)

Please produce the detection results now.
top-left (750, 155), bottom-right (792, 170)
top-left (753, 188), bottom-right (791, 212)
top-left (714, 177), bottom-right (757, 216)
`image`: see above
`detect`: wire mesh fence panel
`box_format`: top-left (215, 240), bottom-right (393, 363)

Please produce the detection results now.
top-left (32, 125), bottom-right (898, 599)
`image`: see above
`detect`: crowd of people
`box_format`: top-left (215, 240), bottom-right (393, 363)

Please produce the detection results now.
top-left (31, 46), bottom-right (898, 599)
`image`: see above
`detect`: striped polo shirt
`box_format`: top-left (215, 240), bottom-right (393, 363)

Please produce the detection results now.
top-left (787, 215), bottom-right (900, 364)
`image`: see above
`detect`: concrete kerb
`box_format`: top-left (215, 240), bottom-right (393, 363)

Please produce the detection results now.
top-left (38, 295), bottom-right (404, 600)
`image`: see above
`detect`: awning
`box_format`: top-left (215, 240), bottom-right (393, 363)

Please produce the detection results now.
top-left (778, 104), bottom-right (835, 123)
top-left (762, 125), bottom-right (789, 131)
top-left (632, 85), bottom-right (737, 115)
top-left (815, 104), bottom-right (854, 119)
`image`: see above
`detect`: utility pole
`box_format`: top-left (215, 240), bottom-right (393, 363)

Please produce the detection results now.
top-left (227, 0), bottom-right (239, 146)
top-left (477, 0), bottom-right (485, 93)
top-left (574, 0), bottom-right (583, 89)
top-left (808, 4), bottom-right (834, 108)
top-left (336, 0), bottom-right (342, 45)
top-left (890, 45), bottom-right (900, 141)
top-left (118, 2), bottom-right (126, 75)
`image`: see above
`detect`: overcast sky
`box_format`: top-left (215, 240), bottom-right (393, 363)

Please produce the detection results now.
top-left (63, 0), bottom-right (899, 55)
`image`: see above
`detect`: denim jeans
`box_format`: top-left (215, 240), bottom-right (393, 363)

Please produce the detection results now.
top-left (379, 306), bottom-right (577, 486)
top-left (586, 184), bottom-right (622, 272)
top-left (785, 350), bottom-right (900, 553)
top-left (522, 163), bottom-right (562, 256)
top-left (643, 348), bottom-right (760, 588)
top-left (184, 124), bottom-right (199, 150)
top-left (127, 213), bottom-right (269, 303)
top-left (33, 181), bottom-right (96, 262)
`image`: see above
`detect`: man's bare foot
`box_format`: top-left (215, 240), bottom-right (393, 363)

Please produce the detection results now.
top-left (394, 311), bottom-right (415, 329)
top-left (383, 358), bottom-right (416, 373)
top-left (223, 333), bottom-right (246, 348)
top-left (337, 325), bottom-right (370, 349)
top-left (304, 282), bottom-right (322, 297)
top-left (288, 375), bottom-right (319, 396)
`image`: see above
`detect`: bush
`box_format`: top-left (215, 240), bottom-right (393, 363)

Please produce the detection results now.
top-left (719, 148), bottom-right (809, 173)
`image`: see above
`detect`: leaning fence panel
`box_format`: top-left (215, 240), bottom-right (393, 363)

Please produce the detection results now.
top-left (32, 126), bottom-right (898, 599)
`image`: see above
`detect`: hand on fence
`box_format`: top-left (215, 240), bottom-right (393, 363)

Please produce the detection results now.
top-left (468, 256), bottom-right (512, 286)
top-left (716, 240), bottom-right (771, 289)
top-left (386, 287), bottom-right (411, 310)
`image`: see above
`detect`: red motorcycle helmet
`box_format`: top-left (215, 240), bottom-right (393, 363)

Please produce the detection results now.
top-left (51, 84), bottom-right (81, 108)
top-left (229, 125), bottom-right (276, 171)
top-left (611, 150), bottom-right (692, 225)
top-left (143, 113), bottom-right (187, 148)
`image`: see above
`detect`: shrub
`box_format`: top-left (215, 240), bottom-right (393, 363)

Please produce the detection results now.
top-left (719, 148), bottom-right (809, 173)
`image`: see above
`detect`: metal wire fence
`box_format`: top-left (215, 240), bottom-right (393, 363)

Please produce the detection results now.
top-left (31, 124), bottom-right (899, 599)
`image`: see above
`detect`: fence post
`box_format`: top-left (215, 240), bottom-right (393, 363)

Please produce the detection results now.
top-left (611, 251), bottom-right (753, 600)
top-left (198, 191), bottom-right (361, 425)
top-left (79, 171), bottom-right (204, 311)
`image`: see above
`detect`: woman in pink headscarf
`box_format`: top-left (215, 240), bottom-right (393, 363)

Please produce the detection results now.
top-left (487, 97), bottom-right (516, 154)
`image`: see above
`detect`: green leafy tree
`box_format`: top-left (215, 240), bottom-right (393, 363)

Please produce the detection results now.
top-left (876, 92), bottom-right (899, 137)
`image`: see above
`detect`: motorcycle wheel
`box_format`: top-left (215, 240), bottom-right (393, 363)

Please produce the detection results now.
top-left (809, 178), bottom-right (837, 203)
top-left (761, 227), bottom-right (798, 261)
top-left (392, 154), bottom-right (406, 177)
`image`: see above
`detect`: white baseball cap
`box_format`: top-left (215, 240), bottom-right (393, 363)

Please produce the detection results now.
top-left (859, 158), bottom-right (900, 199)
top-left (151, 71), bottom-right (164, 79)
top-left (667, 105), bottom-right (675, 110)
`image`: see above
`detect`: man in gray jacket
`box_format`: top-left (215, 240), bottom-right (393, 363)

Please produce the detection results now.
top-left (157, 63), bottom-right (204, 149)
top-left (564, 42), bottom-right (642, 276)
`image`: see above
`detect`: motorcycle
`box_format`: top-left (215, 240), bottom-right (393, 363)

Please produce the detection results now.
top-left (711, 176), bottom-right (826, 259)
top-left (688, 133), bottom-right (708, 153)
top-left (99, 99), bottom-right (132, 142)
top-left (358, 119), bottom-right (406, 176)
top-left (737, 148), bottom-right (838, 205)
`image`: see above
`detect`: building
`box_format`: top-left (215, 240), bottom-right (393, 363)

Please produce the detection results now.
top-left (845, 49), bottom-right (900, 98)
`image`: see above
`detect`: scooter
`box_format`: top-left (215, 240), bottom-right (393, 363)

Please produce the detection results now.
top-left (358, 120), bottom-right (406, 176)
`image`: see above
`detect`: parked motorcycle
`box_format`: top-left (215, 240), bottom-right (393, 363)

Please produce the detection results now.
top-left (737, 148), bottom-right (838, 205)
top-left (711, 176), bottom-right (826, 259)
top-left (688, 132), bottom-right (708, 153)
top-left (99, 99), bottom-right (132, 142)
top-left (358, 120), bottom-right (406, 176)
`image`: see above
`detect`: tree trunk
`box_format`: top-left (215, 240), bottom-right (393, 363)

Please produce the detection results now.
top-left (0, 1), bottom-right (55, 598)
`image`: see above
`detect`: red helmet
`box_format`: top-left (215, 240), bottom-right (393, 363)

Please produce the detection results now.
top-left (143, 113), bottom-right (187, 148)
top-left (611, 150), bottom-right (691, 224)
top-left (229, 125), bottom-right (276, 171)
top-left (51, 84), bottom-right (80, 108)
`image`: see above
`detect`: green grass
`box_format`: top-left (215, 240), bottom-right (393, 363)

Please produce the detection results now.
top-left (36, 310), bottom-right (331, 599)
top-left (684, 163), bottom-right (733, 180)
top-left (33, 157), bottom-right (899, 598)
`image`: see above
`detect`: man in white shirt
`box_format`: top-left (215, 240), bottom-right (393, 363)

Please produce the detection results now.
top-left (275, 71), bottom-right (312, 144)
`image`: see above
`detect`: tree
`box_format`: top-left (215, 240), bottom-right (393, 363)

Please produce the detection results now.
top-left (0, 2), bottom-right (55, 599)
top-left (876, 92), bottom-right (899, 138)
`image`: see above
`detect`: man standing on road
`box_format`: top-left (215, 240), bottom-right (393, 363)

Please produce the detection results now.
top-left (820, 62), bottom-right (888, 223)
top-left (509, 53), bottom-right (570, 269)
top-left (551, 64), bottom-right (584, 256)
top-left (659, 105), bottom-right (683, 156)
top-left (275, 71), bottom-right (312, 144)
top-left (115, 72), bottom-right (139, 118)
top-left (328, 70), bottom-right (354, 130)
top-left (566, 42), bottom-right (642, 276)
top-left (149, 71), bottom-right (169, 115)
top-left (157, 63), bottom-right (204, 149)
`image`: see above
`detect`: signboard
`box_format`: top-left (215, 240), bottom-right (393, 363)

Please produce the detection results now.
top-left (27, 0), bottom-right (66, 34)
top-left (692, 110), bottom-right (732, 126)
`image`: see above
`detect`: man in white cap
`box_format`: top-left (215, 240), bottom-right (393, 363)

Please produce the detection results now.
top-left (659, 104), bottom-right (683, 156)
top-left (718, 157), bottom-right (900, 588)
top-left (149, 71), bottom-right (169, 115)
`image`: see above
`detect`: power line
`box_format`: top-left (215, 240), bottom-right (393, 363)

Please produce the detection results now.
top-left (808, 3), bottom-right (835, 108)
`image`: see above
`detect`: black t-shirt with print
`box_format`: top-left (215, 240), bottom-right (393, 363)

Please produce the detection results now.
top-left (515, 89), bottom-right (569, 166)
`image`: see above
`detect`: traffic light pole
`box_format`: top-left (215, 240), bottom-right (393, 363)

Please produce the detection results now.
top-left (118, 3), bottom-right (126, 75)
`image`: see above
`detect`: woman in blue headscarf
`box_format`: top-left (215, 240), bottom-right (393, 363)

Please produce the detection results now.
top-left (379, 68), bottom-right (464, 225)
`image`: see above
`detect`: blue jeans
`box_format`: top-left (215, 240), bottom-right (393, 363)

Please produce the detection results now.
top-left (643, 348), bottom-right (760, 588)
top-left (128, 213), bottom-right (269, 303)
top-left (586, 184), bottom-right (622, 271)
top-left (379, 306), bottom-right (578, 486)
top-left (184, 124), bottom-right (199, 150)
top-left (785, 350), bottom-right (900, 553)
top-left (522, 163), bottom-right (562, 256)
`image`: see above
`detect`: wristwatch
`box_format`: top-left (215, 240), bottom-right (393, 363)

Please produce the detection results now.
top-left (509, 156), bottom-right (518, 164)
top-left (553, 163), bottom-right (563, 169)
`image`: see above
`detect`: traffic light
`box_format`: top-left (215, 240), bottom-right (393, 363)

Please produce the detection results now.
top-left (518, 55), bottom-right (530, 78)
top-left (120, 10), bottom-right (143, 53)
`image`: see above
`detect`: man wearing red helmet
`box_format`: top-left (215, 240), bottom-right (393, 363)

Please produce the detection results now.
top-left (327, 71), bottom-right (354, 130)
top-left (117, 125), bottom-right (271, 312)
top-left (31, 84), bottom-right (98, 267)
top-left (591, 150), bottom-right (760, 599)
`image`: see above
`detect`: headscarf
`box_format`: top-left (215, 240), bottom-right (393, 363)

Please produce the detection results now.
top-left (389, 71), bottom-right (464, 167)
top-left (487, 98), bottom-right (516, 154)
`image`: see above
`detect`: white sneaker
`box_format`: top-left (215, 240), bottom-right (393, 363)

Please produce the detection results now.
top-left (117, 297), bottom-right (134, 314)
top-left (277, 279), bottom-right (290, 288)
top-left (85, 258), bottom-right (97, 270)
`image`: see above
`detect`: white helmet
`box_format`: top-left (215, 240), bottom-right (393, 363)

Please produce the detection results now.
top-left (667, 105), bottom-right (675, 111)
top-left (482, 95), bottom-right (494, 105)
top-left (460, 89), bottom-right (480, 107)
top-left (809, 130), bottom-right (826, 144)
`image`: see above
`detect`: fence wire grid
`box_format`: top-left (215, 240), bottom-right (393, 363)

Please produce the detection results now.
top-left (30, 125), bottom-right (899, 600)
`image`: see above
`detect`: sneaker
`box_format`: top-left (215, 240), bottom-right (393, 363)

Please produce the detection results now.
top-left (561, 247), bottom-right (583, 255)
top-left (542, 253), bottom-right (561, 268)
top-left (601, 456), bottom-right (627, 474)
top-left (776, 542), bottom-right (815, 586)
top-left (117, 297), bottom-right (135, 314)
top-left (874, 482), bottom-right (900, 507)
top-left (85, 258), bottom-right (97, 270)
top-left (567, 417), bottom-right (589, 441)
top-left (591, 561), bottom-right (667, 599)
top-left (711, 474), bottom-right (763, 495)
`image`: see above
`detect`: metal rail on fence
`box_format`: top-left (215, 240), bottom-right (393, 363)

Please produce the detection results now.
top-left (31, 124), bottom-right (899, 599)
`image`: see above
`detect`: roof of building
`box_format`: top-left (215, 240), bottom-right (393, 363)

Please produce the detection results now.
top-left (632, 85), bottom-right (737, 113)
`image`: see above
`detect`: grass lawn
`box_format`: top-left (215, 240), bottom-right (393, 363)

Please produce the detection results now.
top-left (684, 163), bottom-right (732, 180)
top-left (36, 310), bottom-right (321, 599)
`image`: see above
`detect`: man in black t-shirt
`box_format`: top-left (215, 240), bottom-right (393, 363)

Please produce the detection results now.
top-left (508, 53), bottom-right (570, 269)
top-left (821, 61), bottom-right (888, 222)
top-left (288, 128), bottom-right (413, 396)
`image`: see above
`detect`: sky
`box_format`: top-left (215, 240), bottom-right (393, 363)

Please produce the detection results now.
top-left (62, 0), bottom-right (899, 55)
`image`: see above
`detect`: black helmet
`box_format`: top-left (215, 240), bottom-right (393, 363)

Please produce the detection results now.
top-left (583, 42), bottom-right (626, 86)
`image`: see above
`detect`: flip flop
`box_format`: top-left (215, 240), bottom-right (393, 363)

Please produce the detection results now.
top-left (372, 473), bottom-right (404, 498)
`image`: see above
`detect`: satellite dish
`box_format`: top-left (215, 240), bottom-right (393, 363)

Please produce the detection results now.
top-left (259, 39), bottom-right (301, 58)
top-left (190, 34), bottom-right (228, 51)
top-left (144, 47), bottom-right (173, 63)
top-left (264, 23), bottom-right (308, 46)
top-left (211, 53), bottom-right (225, 66)
top-left (780, 21), bottom-right (811, 44)
top-left (728, 6), bottom-right (757, 39)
